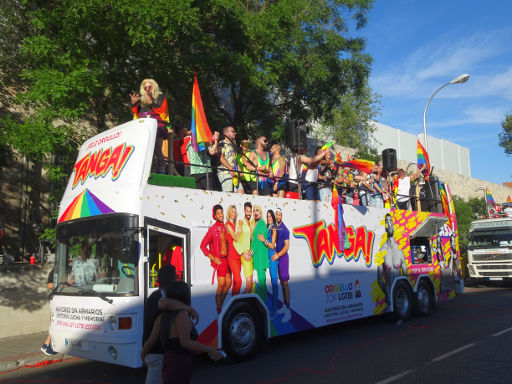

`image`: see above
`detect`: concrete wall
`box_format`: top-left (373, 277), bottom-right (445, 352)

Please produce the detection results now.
top-left (371, 121), bottom-right (471, 177)
top-left (395, 159), bottom-right (512, 202)
top-left (0, 264), bottom-right (51, 339)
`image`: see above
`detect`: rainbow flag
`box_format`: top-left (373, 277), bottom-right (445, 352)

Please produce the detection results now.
top-left (486, 187), bottom-right (495, 206)
top-left (417, 139), bottom-right (430, 180)
top-left (190, 74), bottom-right (213, 152)
top-left (334, 155), bottom-right (374, 174)
top-left (507, 196), bottom-right (511, 203)
top-left (438, 182), bottom-right (452, 228)
top-left (331, 185), bottom-right (345, 251)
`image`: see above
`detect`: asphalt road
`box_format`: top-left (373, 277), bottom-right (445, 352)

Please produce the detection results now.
top-left (2, 282), bottom-right (512, 384)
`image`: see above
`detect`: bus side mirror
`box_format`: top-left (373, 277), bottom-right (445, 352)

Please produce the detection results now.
top-left (122, 236), bottom-right (134, 258)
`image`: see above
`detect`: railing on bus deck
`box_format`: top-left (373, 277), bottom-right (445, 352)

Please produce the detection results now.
top-left (153, 156), bottom-right (446, 215)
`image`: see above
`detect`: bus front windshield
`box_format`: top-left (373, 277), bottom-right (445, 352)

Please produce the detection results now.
top-left (468, 228), bottom-right (512, 249)
top-left (53, 214), bottom-right (139, 296)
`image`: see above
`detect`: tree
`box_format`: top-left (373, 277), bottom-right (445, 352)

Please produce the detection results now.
top-left (453, 196), bottom-right (486, 259)
top-left (0, 0), bottom-right (376, 250)
top-left (321, 86), bottom-right (381, 153)
top-left (499, 112), bottom-right (512, 155)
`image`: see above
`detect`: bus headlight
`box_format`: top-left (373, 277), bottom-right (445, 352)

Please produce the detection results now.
top-left (109, 316), bottom-right (117, 330)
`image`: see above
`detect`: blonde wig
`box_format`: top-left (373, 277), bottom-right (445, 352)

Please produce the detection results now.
top-left (139, 78), bottom-right (162, 102)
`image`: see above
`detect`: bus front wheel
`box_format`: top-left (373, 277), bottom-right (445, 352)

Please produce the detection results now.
top-left (222, 301), bottom-right (261, 362)
top-left (393, 281), bottom-right (412, 320)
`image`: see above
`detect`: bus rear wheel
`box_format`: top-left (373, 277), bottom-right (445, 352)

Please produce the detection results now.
top-left (222, 302), bottom-right (261, 362)
top-left (393, 281), bottom-right (412, 320)
top-left (414, 280), bottom-right (434, 317)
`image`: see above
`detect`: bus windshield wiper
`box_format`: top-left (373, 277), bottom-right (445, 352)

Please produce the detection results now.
top-left (78, 288), bottom-right (114, 304)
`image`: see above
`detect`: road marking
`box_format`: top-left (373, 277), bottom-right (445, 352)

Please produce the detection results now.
top-left (375, 369), bottom-right (415, 384)
top-left (427, 343), bottom-right (476, 364)
top-left (491, 326), bottom-right (512, 337)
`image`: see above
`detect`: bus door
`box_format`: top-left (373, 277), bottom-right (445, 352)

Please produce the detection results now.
top-left (144, 219), bottom-right (190, 297)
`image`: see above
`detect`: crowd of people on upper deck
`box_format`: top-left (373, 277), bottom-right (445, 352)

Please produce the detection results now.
top-left (129, 78), bottom-right (426, 209)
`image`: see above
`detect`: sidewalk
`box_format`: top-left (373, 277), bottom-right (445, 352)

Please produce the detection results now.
top-left (0, 332), bottom-right (69, 371)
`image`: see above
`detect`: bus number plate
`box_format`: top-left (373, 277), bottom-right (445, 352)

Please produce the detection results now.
top-left (65, 338), bottom-right (86, 350)
top-left (489, 277), bottom-right (503, 281)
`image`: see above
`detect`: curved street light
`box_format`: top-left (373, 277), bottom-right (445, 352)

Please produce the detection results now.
top-left (423, 74), bottom-right (470, 152)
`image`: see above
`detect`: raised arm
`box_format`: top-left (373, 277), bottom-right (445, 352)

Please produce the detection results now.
top-left (410, 164), bottom-right (426, 181)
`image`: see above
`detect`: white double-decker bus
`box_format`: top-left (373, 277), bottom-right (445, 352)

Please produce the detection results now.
top-left (49, 119), bottom-right (463, 367)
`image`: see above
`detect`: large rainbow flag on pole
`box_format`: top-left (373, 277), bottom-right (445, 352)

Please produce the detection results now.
top-left (191, 74), bottom-right (213, 152)
top-left (334, 153), bottom-right (374, 174)
top-left (331, 185), bottom-right (346, 251)
top-left (417, 139), bottom-right (431, 180)
top-left (486, 187), bottom-right (495, 206)
top-left (438, 182), bottom-right (452, 228)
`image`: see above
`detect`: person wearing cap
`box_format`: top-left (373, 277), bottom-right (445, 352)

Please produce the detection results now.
top-left (273, 208), bottom-right (292, 322)
top-left (200, 205), bottom-right (231, 313)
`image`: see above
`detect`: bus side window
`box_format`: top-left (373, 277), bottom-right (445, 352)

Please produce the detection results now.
top-left (411, 237), bottom-right (432, 264)
top-left (148, 230), bottom-right (185, 288)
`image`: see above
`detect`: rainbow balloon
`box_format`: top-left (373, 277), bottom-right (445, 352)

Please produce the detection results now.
top-left (58, 189), bottom-right (114, 223)
top-left (190, 74), bottom-right (213, 152)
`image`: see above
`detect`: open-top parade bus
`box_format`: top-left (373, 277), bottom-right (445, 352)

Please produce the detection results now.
top-left (49, 118), bottom-right (463, 367)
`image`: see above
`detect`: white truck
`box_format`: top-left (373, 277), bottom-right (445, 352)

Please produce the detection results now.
top-left (467, 216), bottom-right (512, 282)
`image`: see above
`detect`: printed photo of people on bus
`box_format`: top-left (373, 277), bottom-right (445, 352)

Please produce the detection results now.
top-left (200, 202), bottom-right (292, 322)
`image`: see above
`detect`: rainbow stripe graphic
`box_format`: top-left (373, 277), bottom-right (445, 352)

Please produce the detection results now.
top-left (334, 155), bottom-right (374, 174)
top-left (486, 187), bottom-right (495, 206)
top-left (58, 189), bottom-right (114, 223)
top-left (190, 74), bottom-right (213, 152)
top-left (417, 139), bottom-right (431, 180)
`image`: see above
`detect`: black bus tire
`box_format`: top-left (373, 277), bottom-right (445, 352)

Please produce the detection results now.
top-left (414, 280), bottom-right (434, 317)
top-left (222, 301), bottom-right (262, 362)
top-left (393, 280), bottom-right (413, 320)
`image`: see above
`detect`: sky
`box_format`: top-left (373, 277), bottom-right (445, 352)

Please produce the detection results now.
top-left (363, 0), bottom-right (512, 185)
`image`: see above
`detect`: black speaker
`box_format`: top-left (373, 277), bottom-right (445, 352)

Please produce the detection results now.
top-left (420, 176), bottom-right (441, 213)
top-left (382, 148), bottom-right (397, 171)
top-left (288, 120), bottom-right (308, 150)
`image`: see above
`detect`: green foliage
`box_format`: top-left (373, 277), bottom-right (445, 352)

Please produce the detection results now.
top-left (499, 112), bottom-right (512, 155)
top-left (453, 196), bottom-right (486, 257)
top-left (1, 0), bottom-right (375, 139)
top-left (0, 0), bottom-right (376, 240)
top-left (323, 86), bottom-right (381, 153)
top-left (353, 146), bottom-right (381, 162)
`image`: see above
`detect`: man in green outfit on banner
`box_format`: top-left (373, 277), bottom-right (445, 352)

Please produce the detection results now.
top-left (250, 204), bottom-right (269, 302)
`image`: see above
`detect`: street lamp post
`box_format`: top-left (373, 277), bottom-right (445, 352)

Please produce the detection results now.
top-left (422, 74), bottom-right (470, 152)
top-left (474, 187), bottom-right (490, 217)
